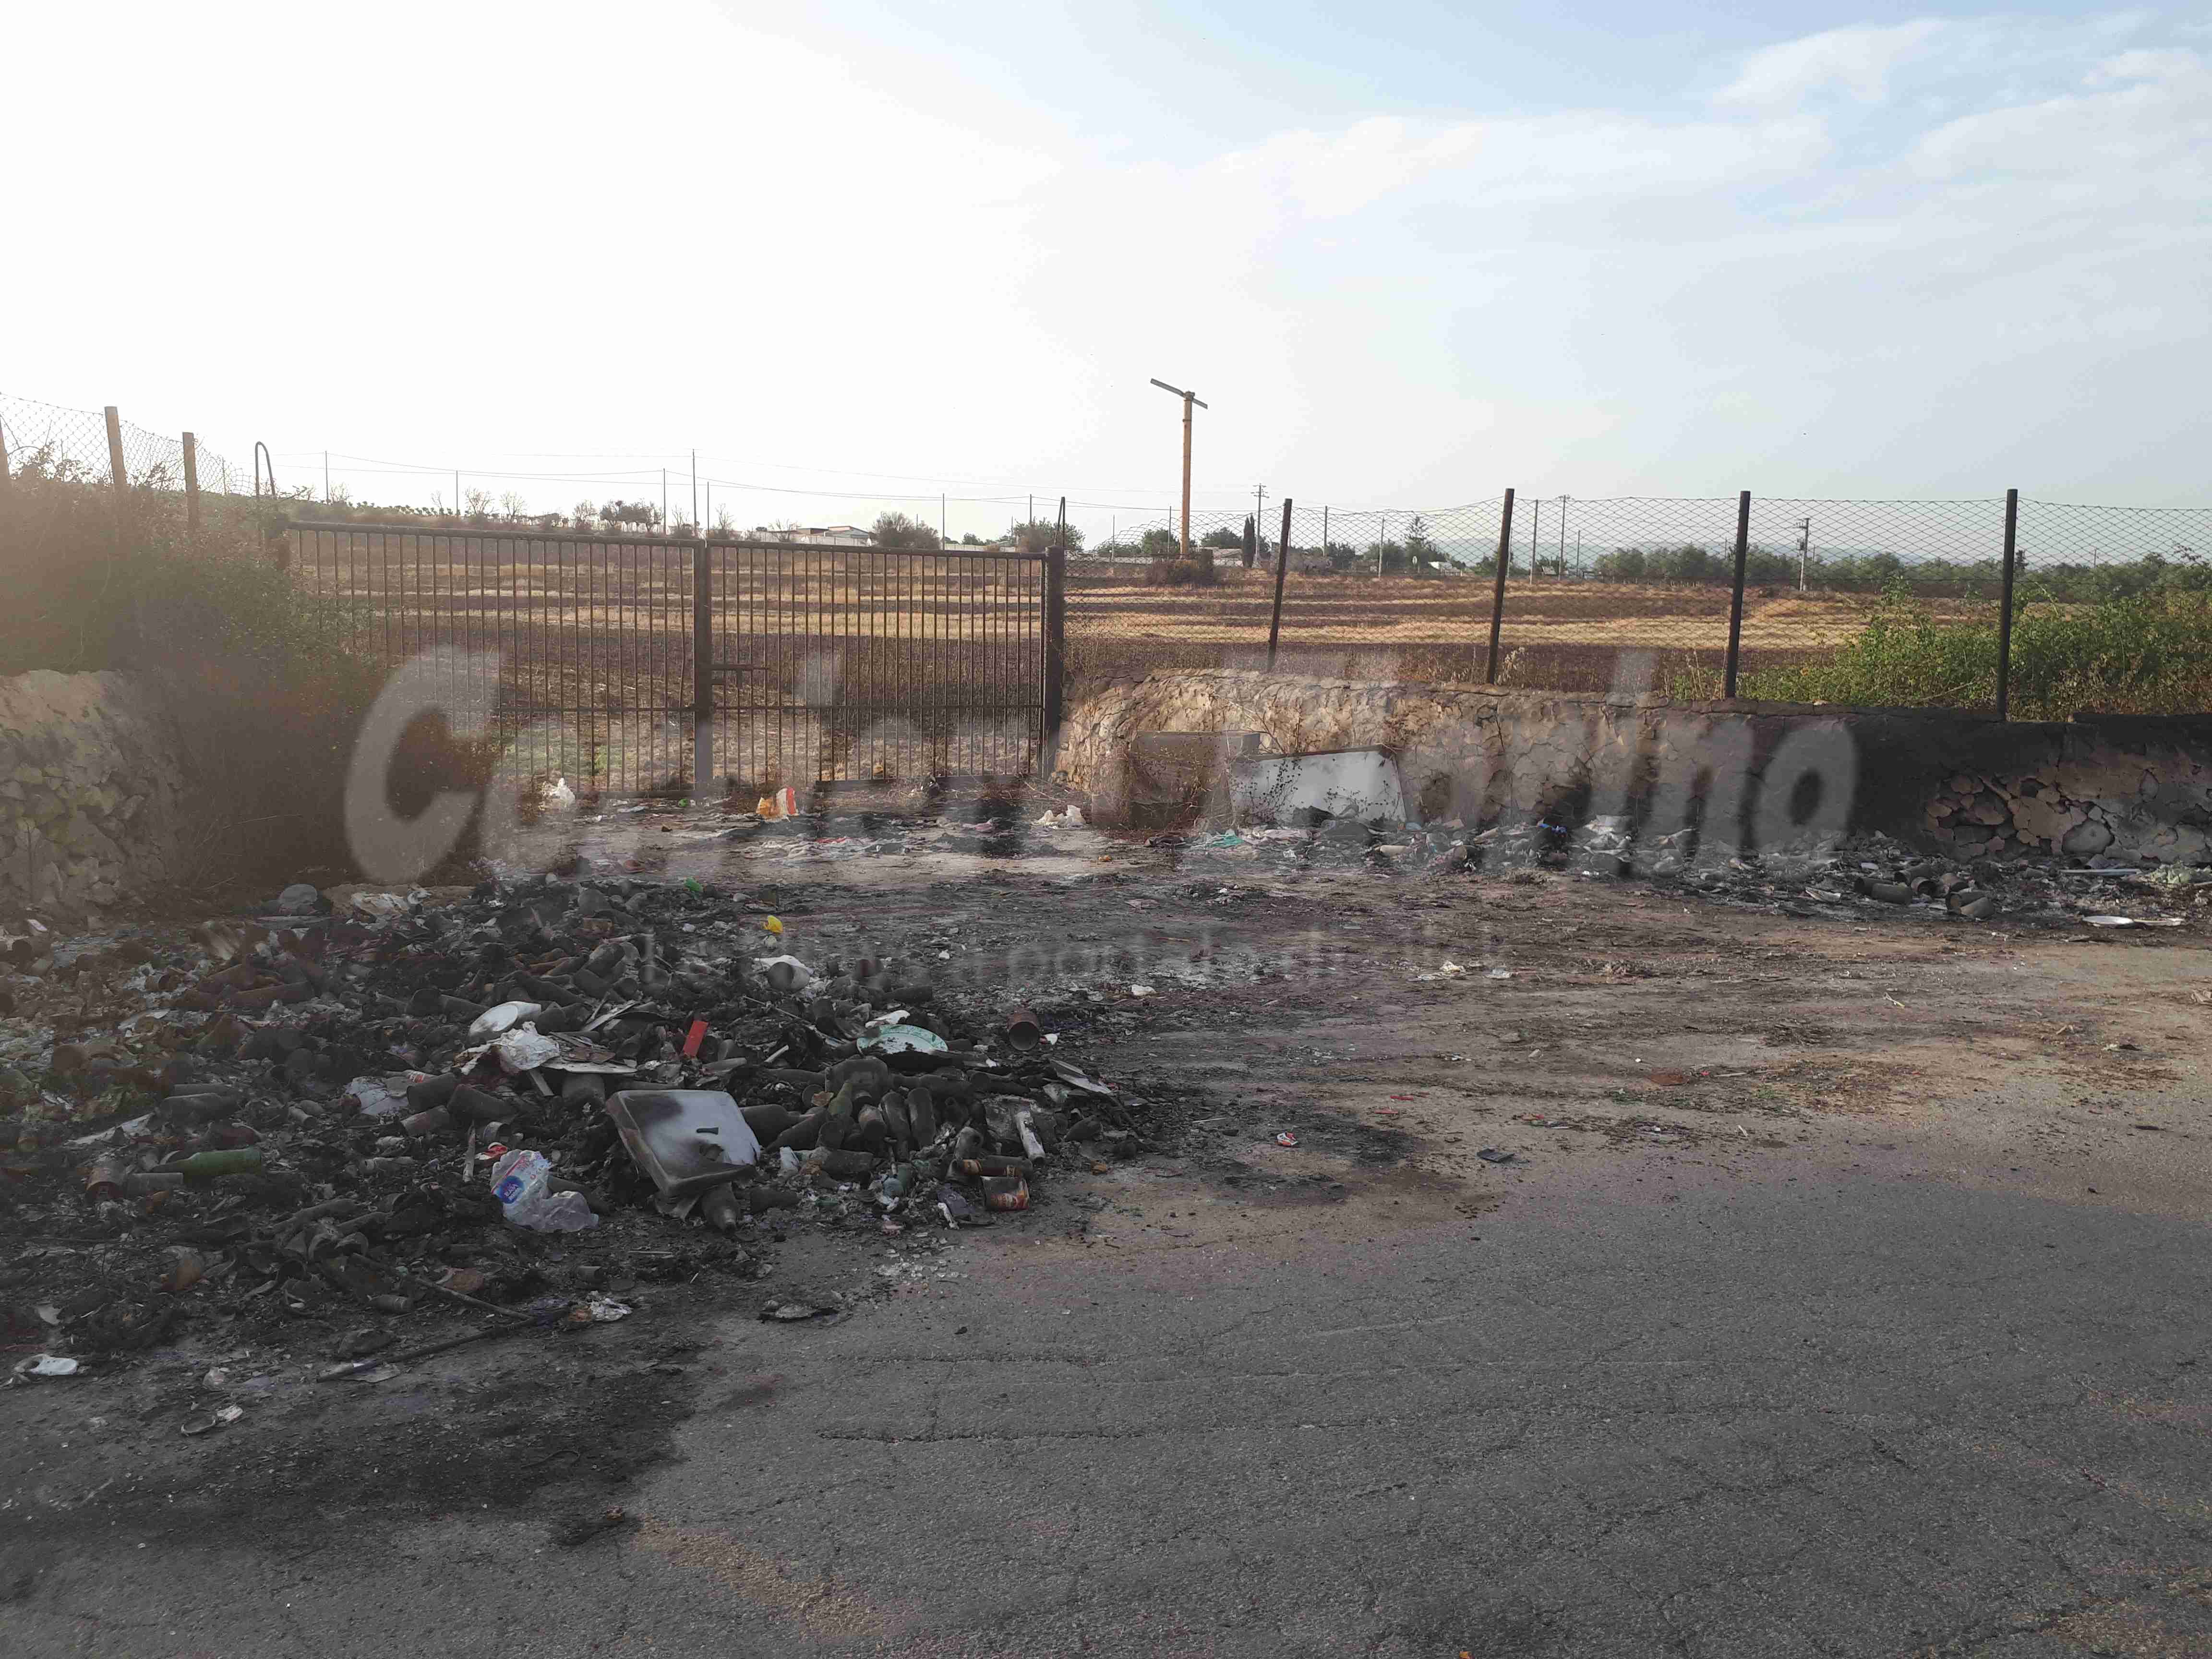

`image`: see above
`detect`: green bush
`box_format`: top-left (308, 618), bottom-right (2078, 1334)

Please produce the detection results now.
top-left (1709, 583), bottom-right (2212, 716)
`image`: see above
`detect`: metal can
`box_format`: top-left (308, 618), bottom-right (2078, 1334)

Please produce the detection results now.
top-left (983, 1175), bottom-right (1029, 1212)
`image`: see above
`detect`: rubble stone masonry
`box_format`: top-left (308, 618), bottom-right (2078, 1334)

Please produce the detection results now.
top-left (1062, 670), bottom-right (2212, 863)
top-left (0, 670), bottom-right (184, 915)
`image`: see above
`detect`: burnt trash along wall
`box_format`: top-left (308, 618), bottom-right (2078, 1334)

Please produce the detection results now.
top-left (0, 670), bottom-right (185, 915)
top-left (1060, 670), bottom-right (2212, 864)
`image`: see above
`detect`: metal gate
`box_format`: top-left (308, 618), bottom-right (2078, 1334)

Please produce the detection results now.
top-left (290, 522), bottom-right (1062, 795)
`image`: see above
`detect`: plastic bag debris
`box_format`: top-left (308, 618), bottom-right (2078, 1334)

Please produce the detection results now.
top-left (344, 1072), bottom-right (423, 1118)
top-left (490, 1149), bottom-right (598, 1232)
top-left (14, 1354), bottom-right (80, 1378)
top-left (567, 1295), bottom-right (631, 1326)
top-left (489, 1025), bottom-right (563, 1074)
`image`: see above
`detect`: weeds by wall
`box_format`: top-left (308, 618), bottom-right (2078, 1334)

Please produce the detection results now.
top-left (0, 467), bottom-right (480, 897)
top-left (1663, 585), bottom-right (2212, 718)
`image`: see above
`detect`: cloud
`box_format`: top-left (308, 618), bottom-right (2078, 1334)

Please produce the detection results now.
top-left (1911, 43), bottom-right (2211, 181)
top-left (1716, 19), bottom-right (1948, 108)
top-left (8, 3), bottom-right (2208, 521)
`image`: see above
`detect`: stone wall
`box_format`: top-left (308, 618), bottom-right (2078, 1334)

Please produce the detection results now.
top-left (0, 671), bottom-right (184, 915)
top-left (1059, 670), bottom-right (2212, 863)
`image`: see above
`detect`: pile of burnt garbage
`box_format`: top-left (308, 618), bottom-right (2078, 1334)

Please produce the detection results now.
top-left (1146, 813), bottom-right (2204, 926)
top-left (0, 874), bottom-right (1138, 1371)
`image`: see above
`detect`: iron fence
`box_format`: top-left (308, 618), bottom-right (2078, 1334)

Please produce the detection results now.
top-left (289, 522), bottom-right (1052, 796)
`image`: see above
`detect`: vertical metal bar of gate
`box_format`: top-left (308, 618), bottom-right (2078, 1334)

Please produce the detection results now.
top-left (693, 537), bottom-right (713, 798)
top-left (1045, 548), bottom-right (1066, 770)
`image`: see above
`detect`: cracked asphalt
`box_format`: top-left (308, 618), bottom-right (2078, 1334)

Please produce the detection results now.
top-left (6, 832), bottom-right (2212, 1657)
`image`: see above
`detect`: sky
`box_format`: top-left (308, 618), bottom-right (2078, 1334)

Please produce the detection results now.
top-left (7, 1), bottom-right (2208, 544)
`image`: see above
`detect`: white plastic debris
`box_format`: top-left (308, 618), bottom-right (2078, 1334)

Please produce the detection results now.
top-left (490, 1025), bottom-right (563, 1074)
top-left (344, 1073), bottom-right (423, 1118)
top-left (469, 1001), bottom-right (544, 1038)
top-left (754, 953), bottom-right (816, 992)
top-left (15, 1354), bottom-right (80, 1378)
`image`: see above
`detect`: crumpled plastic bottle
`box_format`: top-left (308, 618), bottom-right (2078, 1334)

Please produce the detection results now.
top-left (489, 1148), bottom-right (598, 1232)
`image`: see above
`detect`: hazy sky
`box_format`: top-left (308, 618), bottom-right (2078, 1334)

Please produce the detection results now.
top-left (11, 2), bottom-right (2208, 541)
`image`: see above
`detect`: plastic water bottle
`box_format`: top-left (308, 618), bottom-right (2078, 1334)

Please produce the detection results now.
top-left (488, 1149), bottom-right (598, 1232)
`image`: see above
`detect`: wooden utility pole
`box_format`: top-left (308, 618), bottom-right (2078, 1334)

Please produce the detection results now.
top-left (1149, 378), bottom-right (1207, 565)
top-left (104, 406), bottom-right (128, 496)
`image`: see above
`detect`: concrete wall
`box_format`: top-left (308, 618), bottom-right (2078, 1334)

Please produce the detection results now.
top-left (0, 671), bottom-right (184, 914)
top-left (1060, 670), bottom-right (2212, 863)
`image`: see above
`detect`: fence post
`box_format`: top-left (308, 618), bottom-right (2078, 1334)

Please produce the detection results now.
top-left (1265, 497), bottom-right (1294, 670)
top-left (103, 406), bottom-right (128, 497)
top-left (1485, 488), bottom-right (1515, 684)
top-left (1722, 489), bottom-right (1752, 698)
top-left (1043, 546), bottom-right (1067, 769)
top-left (0, 408), bottom-right (12, 492)
top-left (1996, 487), bottom-right (2019, 721)
top-left (692, 538), bottom-right (714, 800)
top-left (182, 432), bottom-right (200, 536)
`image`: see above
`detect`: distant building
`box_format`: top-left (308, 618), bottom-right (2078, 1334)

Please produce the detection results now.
top-left (753, 524), bottom-right (874, 546)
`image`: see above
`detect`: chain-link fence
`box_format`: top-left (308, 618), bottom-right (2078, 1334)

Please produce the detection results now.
top-left (11, 385), bottom-right (2209, 721)
top-left (0, 391), bottom-right (258, 515)
top-left (1068, 491), bottom-right (2212, 719)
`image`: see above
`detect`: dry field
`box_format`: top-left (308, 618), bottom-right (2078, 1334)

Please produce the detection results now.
top-left (1066, 565), bottom-right (1986, 693)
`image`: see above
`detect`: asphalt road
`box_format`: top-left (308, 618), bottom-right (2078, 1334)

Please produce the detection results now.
top-left (11, 1129), bottom-right (2212, 1659)
top-left (6, 843), bottom-right (2210, 1658)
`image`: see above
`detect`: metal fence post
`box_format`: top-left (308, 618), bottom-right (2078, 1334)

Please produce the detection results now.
top-left (1266, 497), bottom-right (1294, 670)
top-left (1996, 487), bottom-right (2019, 720)
top-left (182, 432), bottom-right (200, 536)
top-left (692, 538), bottom-right (714, 799)
top-left (1485, 488), bottom-right (1515, 683)
top-left (1043, 546), bottom-right (1067, 768)
top-left (1722, 489), bottom-right (1752, 698)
